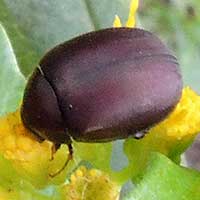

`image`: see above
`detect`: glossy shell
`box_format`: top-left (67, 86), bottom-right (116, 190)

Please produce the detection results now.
top-left (21, 27), bottom-right (182, 144)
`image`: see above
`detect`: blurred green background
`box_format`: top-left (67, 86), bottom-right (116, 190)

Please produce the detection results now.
top-left (139, 0), bottom-right (200, 93)
top-left (0, 0), bottom-right (199, 92)
top-left (139, 0), bottom-right (200, 172)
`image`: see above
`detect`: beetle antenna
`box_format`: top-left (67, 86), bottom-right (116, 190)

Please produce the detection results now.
top-left (49, 143), bottom-right (73, 177)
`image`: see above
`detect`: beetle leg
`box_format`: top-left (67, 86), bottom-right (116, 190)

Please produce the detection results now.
top-left (50, 143), bottom-right (61, 160)
top-left (49, 143), bottom-right (73, 177)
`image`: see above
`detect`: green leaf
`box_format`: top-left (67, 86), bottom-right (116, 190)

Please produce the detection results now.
top-left (0, 23), bottom-right (25, 116)
top-left (121, 136), bottom-right (192, 182)
top-left (0, 0), bottom-right (40, 76)
top-left (73, 141), bottom-right (113, 173)
top-left (2, 0), bottom-right (131, 76)
top-left (123, 153), bottom-right (200, 200)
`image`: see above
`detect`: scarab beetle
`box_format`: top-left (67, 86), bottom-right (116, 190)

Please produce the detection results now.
top-left (21, 28), bottom-right (182, 175)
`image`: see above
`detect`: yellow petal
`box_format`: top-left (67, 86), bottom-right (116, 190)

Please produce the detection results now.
top-left (126, 0), bottom-right (139, 28)
top-left (113, 15), bottom-right (122, 28)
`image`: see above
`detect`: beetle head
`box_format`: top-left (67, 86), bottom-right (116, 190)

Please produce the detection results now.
top-left (21, 68), bottom-right (71, 144)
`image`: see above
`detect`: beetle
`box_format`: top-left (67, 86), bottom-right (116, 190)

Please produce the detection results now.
top-left (21, 27), bottom-right (182, 176)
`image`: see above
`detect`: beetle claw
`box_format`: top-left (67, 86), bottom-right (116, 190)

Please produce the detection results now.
top-left (134, 131), bottom-right (147, 139)
top-left (134, 131), bottom-right (145, 139)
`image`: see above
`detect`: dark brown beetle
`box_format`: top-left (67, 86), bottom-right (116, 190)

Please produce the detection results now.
top-left (21, 28), bottom-right (182, 176)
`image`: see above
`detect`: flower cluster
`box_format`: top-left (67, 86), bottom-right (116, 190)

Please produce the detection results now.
top-left (62, 167), bottom-right (119, 200)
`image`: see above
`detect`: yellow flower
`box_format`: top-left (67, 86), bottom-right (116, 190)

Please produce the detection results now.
top-left (151, 87), bottom-right (200, 140)
top-left (0, 110), bottom-right (71, 187)
top-left (62, 166), bottom-right (119, 200)
top-left (0, 187), bottom-right (16, 200)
